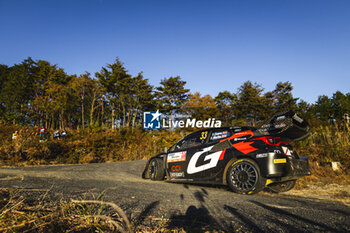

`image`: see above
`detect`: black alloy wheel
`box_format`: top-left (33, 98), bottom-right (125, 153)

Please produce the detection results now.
top-left (227, 159), bottom-right (266, 194)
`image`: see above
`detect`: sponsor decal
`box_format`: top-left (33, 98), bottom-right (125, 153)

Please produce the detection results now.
top-left (274, 150), bottom-right (282, 154)
top-left (187, 146), bottom-right (223, 174)
top-left (167, 151), bottom-right (186, 163)
top-left (234, 137), bottom-right (247, 141)
top-left (210, 131), bottom-right (229, 141)
top-left (232, 159), bottom-right (244, 166)
top-left (169, 172), bottom-right (185, 178)
top-left (274, 158), bottom-right (287, 164)
top-left (256, 153), bottom-right (268, 158)
top-left (277, 116), bottom-right (286, 121)
top-left (143, 110), bottom-right (222, 129)
top-left (235, 131), bottom-right (251, 137)
top-left (171, 165), bottom-right (182, 172)
top-left (282, 146), bottom-right (292, 156)
top-left (220, 130), bottom-right (254, 143)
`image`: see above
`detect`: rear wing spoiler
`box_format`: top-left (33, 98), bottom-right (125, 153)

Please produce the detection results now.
top-left (254, 110), bottom-right (310, 142)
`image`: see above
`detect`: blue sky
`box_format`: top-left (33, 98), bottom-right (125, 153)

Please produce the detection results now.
top-left (0, 0), bottom-right (349, 103)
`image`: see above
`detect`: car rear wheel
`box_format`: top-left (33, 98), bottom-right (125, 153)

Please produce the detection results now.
top-left (227, 159), bottom-right (266, 194)
top-left (148, 158), bottom-right (165, 181)
top-left (267, 180), bottom-right (296, 193)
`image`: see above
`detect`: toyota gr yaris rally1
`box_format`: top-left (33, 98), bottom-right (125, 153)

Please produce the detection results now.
top-left (142, 111), bottom-right (311, 195)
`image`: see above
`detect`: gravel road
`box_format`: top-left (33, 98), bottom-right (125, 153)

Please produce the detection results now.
top-left (0, 160), bottom-right (349, 232)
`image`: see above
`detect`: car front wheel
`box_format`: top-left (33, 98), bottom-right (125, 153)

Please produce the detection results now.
top-left (227, 159), bottom-right (266, 194)
top-left (148, 158), bottom-right (165, 181)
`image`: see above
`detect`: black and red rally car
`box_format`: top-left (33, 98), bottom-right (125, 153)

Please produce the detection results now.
top-left (142, 111), bottom-right (311, 194)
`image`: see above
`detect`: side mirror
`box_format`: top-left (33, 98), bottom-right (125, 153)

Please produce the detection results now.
top-left (163, 147), bottom-right (168, 153)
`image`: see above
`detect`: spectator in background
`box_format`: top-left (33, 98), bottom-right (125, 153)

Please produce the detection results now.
top-left (12, 131), bottom-right (19, 140)
top-left (39, 127), bottom-right (46, 140)
top-left (53, 130), bottom-right (60, 139)
top-left (343, 113), bottom-right (350, 124)
top-left (61, 129), bottom-right (67, 139)
top-left (328, 115), bottom-right (336, 125)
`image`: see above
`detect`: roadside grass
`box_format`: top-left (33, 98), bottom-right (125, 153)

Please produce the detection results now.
top-left (295, 124), bottom-right (350, 169)
top-left (295, 159), bottom-right (350, 188)
top-left (0, 188), bottom-right (222, 233)
top-left (293, 124), bottom-right (350, 187)
top-left (0, 188), bottom-right (132, 233)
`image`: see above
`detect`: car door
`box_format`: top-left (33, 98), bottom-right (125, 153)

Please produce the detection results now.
top-left (166, 130), bottom-right (209, 180)
top-left (201, 128), bottom-right (234, 178)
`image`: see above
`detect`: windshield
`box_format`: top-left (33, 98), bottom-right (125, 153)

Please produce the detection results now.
top-left (168, 141), bottom-right (178, 152)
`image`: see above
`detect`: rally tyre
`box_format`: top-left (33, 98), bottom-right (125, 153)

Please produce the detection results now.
top-left (226, 159), bottom-right (266, 195)
top-left (267, 180), bottom-right (297, 193)
top-left (148, 158), bottom-right (165, 181)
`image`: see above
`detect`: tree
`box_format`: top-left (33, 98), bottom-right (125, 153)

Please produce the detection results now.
top-left (1, 58), bottom-right (37, 124)
top-left (215, 91), bottom-right (237, 125)
top-left (236, 81), bottom-right (268, 126)
top-left (331, 91), bottom-right (350, 120)
top-left (314, 95), bottom-right (334, 121)
top-left (0, 64), bottom-right (9, 122)
top-left (96, 58), bottom-right (132, 128)
top-left (30, 60), bottom-right (72, 129)
top-left (71, 72), bottom-right (102, 129)
top-left (296, 100), bottom-right (315, 121)
top-left (184, 92), bottom-right (218, 120)
top-left (46, 71), bottom-right (72, 129)
top-left (155, 76), bottom-right (189, 114)
top-left (128, 72), bottom-right (154, 128)
top-left (266, 81), bottom-right (297, 112)
top-left (87, 79), bottom-right (103, 126)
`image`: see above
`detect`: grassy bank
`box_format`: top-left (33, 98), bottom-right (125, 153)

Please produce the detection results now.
top-left (0, 125), bottom-right (185, 166)
top-left (293, 124), bottom-right (350, 187)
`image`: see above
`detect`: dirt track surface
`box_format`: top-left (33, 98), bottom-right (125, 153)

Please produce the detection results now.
top-left (0, 160), bottom-right (349, 232)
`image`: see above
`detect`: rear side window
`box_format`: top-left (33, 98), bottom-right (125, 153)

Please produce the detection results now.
top-left (209, 130), bottom-right (232, 142)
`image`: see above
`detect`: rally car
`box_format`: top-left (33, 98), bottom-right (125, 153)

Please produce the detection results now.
top-left (142, 111), bottom-right (311, 194)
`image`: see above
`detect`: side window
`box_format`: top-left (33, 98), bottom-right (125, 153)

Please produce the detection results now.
top-left (176, 131), bottom-right (207, 150)
top-left (209, 130), bottom-right (232, 142)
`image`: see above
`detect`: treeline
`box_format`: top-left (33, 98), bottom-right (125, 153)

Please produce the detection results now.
top-left (1, 57), bottom-right (349, 129)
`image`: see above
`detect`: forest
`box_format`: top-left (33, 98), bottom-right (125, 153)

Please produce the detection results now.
top-left (0, 57), bottom-right (349, 186)
top-left (1, 57), bottom-right (350, 130)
